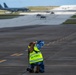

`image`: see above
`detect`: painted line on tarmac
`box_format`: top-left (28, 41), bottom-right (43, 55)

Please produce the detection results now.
top-left (11, 53), bottom-right (23, 56)
top-left (45, 37), bottom-right (68, 46)
top-left (46, 32), bottom-right (76, 46)
top-left (0, 53), bottom-right (23, 63)
top-left (0, 59), bottom-right (7, 63)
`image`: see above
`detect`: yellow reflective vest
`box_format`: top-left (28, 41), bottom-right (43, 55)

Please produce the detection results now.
top-left (29, 45), bottom-right (43, 64)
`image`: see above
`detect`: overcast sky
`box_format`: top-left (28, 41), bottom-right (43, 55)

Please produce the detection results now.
top-left (0, 0), bottom-right (76, 7)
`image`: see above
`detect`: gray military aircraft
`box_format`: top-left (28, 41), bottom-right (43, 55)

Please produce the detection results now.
top-left (0, 3), bottom-right (30, 12)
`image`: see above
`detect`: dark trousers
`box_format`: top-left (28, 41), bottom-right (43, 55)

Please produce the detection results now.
top-left (30, 61), bottom-right (44, 73)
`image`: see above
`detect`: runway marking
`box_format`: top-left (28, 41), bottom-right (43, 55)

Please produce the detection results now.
top-left (11, 53), bottom-right (23, 56)
top-left (44, 33), bottom-right (76, 61)
top-left (0, 59), bottom-right (6, 63)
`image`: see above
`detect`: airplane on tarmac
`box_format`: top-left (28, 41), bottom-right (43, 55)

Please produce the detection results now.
top-left (0, 3), bottom-right (30, 12)
top-left (0, 4), bottom-right (3, 9)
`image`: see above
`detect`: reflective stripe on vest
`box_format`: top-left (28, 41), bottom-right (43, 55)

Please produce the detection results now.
top-left (29, 51), bottom-right (43, 64)
top-left (29, 46), bottom-right (43, 64)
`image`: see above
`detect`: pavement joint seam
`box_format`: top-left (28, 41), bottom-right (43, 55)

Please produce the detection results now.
top-left (44, 32), bottom-right (76, 60)
top-left (45, 32), bottom-right (76, 46)
top-left (46, 65), bottom-right (76, 66)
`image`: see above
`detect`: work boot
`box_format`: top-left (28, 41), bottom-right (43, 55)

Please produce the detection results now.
top-left (35, 66), bottom-right (40, 73)
top-left (26, 68), bottom-right (34, 73)
top-left (29, 69), bottom-right (34, 73)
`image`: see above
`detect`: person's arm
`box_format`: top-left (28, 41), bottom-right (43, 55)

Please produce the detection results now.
top-left (28, 44), bottom-right (34, 53)
top-left (36, 41), bottom-right (44, 49)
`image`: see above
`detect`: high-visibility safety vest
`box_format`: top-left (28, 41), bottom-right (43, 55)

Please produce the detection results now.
top-left (29, 45), bottom-right (43, 64)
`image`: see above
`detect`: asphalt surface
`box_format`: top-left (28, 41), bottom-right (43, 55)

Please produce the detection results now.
top-left (0, 25), bottom-right (76, 75)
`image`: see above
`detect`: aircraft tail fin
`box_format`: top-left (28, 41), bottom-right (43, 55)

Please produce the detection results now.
top-left (0, 4), bottom-right (3, 9)
top-left (4, 3), bottom-right (8, 8)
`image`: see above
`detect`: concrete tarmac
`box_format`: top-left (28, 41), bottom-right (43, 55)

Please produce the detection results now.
top-left (0, 25), bottom-right (76, 75)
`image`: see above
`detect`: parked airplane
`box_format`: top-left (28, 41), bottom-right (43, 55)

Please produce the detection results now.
top-left (0, 3), bottom-right (30, 12)
top-left (0, 4), bottom-right (3, 9)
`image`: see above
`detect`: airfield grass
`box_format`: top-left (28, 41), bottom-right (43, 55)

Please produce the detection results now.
top-left (71, 15), bottom-right (76, 18)
top-left (0, 13), bottom-right (24, 19)
top-left (28, 6), bottom-right (58, 11)
top-left (63, 15), bottom-right (76, 24)
top-left (63, 19), bottom-right (76, 24)
top-left (0, 10), bottom-right (6, 14)
top-left (0, 10), bottom-right (25, 19)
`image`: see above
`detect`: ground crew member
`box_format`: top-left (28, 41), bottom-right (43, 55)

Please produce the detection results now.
top-left (27, 41), bottom-right (45, 73)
